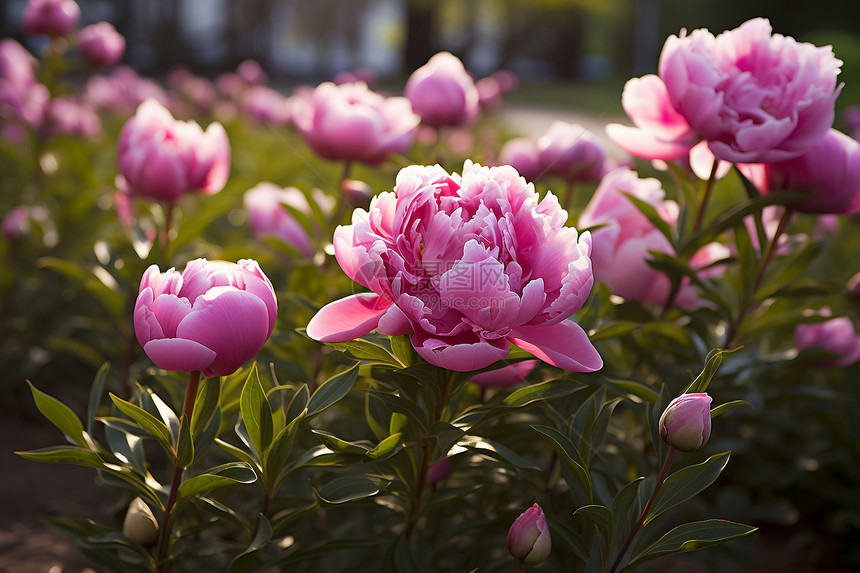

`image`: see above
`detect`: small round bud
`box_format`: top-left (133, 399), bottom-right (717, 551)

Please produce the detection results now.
top-left (122, 497), bottom-right (159, 546)
top-left (659, 393), bottom-right (712, 452)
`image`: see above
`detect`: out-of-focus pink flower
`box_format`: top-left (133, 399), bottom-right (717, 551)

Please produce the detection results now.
top-left (762, 129), bottom-right (860, 214)
top-left (476, 76), bottom-right (502, 110)
top-left (492, 69), bottom-right (519, 93)
top-left (22, 0), bottom-right (80, 37)
top-left (659, 393), bottom-right (712, 452)
top-left (537, 121), bottom-right (607, 183)
top-left (242, 85), bottom-right (292, 127)
top-left (168, 67), bottom-right (217, 116)
top-left (426, 458), bottom-right (452, 485)
top-left (843, 105), bottom-right (860, 141)
top-left (334, 67), bottom-right (377, 87)
top-left (307, 161), bottom-right (602, 373)
top-left (42, 96), bottom-right (100, 139)
top-left (134, 259), bottom-right (277, 377)
top-left (237, 59), bottom-right (267, 86)
top-left (579, 167), bottom-right (718, 309)
top-left (117, 99), bottom-right (230, 203)
top-left (2, 205), bottom-right (31, 240)
top-left (404, 52), bottom-right (480, 128)
top-left (83, 66), bottom-right (169, 116)
top-left (606, 74), bottom-right (698, 161)
top-left (243, 182), bottom-right (315, 258)
top-left (293, 81), bottom-right (418, 165)
top-left (847, 272), bottom-right (860, 298)
top-left (0, 39), bottom-right (37, 88)
top-left (340, 178), bottom-right (374, 207)
top-left (0, 39), bottom-right (47, 132)
top-left (795, 308), bottom-right (860, 368)
top-left (659, 18), bottom-right (842, 163)
top-left (77, 22), bottom-right (125, 67)
top-left (507, 503), bottom-right (551, 565)
top-left (470, 360), bottom-right (539, 387)
top-left (498, 137), bottom-right (541, 182)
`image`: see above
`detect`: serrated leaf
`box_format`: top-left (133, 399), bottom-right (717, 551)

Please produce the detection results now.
top-left (645, 452), bottom-right (731, 526)
top-left (622, 520), bottom-right (757, 571)
top-left (27, 382), bottom-right (87, 447)
top-left (109, 394), bottom-right (173, 454)
top-left (315, 475), bottom-right (379, 505)
top-left (240, 365), bottom-right (273, 458)
top-left (307, 362), bottom-right (359, 416)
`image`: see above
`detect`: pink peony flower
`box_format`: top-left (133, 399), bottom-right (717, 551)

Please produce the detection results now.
top-left (134, 259), bottom-right (278, 377)
top-left (762, 128), bottom-right (860, 214)
top-left (22, 0), bottom-right (79, 37)
top-left (404, 52), bottom-right (480, 128)
top-left (243, 182), bottom-right (315, 258)
top-left (507, 503), bottom-right (551, 565)
top-left (579, 167), bottom-right (722, 309)
top-left (307, 161), bottom-right (602, 373)
top-left (659, 393), bottom-right (712, 452)
top-left (3, 205), bottom-right (31, 240)
top-left (42, 96), bottom-right (100, 139)
top-left (0, 39), bottom-right (37, 88)
top-left (476, 76), bottom-right (502, 110)
top-left (117, 99), bottom-right (230, 203)
top-left (83, 66), bottom-right (169, 116)
top-left (659, 18), bottom-right (842, 163)
top-left (606, 74), bottom-right (698, 161)
top-left (795, 308), bottom-right (860, 368)
top-left (498, 137), bottom-right (541, 182)
top-left (236, 59), bottom-right (267, 86)
top-left (293, 81), bottom-right (419, 165)
top-left (77, 22), bottom-right (125, 67)
top-left (536, 121), bottom-right (607, 183)
top-left (242, 85), bottom-right (292, 127)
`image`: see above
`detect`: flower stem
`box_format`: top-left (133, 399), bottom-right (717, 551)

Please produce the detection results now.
top-left (609, 447), bottom-right (677, 573)
top-left (692, 161), bottom-right (719, 233)
top-left (156, 370), bottom-right (202, 569)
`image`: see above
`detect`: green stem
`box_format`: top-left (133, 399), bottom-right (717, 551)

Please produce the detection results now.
top-left (692, 161), bottom-right (719, 233)
top-left (609, 448), bottom-right (677, 573)
top-left (156, 370), bottom-right (202, 570)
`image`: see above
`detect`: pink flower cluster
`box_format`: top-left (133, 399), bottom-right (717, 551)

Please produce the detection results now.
top-left (307, 161), bottom-right (602, 373)
top-left (500, 121), bottom-right (608, 183)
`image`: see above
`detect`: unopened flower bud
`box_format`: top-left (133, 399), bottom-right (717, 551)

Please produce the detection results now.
top-left (122, 497), bottom-right (159, 546)
top-left (507, 503), bottom-right (551, 565)
top-left (659, 393), bottom-right (712, 452)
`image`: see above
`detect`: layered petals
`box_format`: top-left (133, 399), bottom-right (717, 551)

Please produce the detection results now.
top-left (306, 293), bottom-right (391, 343)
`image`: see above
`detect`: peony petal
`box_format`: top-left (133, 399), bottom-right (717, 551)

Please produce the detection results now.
top-left (509, 321), bottom-right (602, 372)
top-left (412, 333), bottom-right (510, 371)
top-left (606, 123), bottom-right (695, 161)
top-left (306, 293), bottom-right (391, 342)
top-left (142, 338), bottom-right (216, 373)
top-left (377, 304), bottom-right (413, 336)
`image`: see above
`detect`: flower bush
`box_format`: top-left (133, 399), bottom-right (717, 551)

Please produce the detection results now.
top-left (5, 6), bottom-right (860, 573)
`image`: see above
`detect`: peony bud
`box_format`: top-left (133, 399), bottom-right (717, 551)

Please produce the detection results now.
top-left (122, 497), bottom-right (159, 546)
top-left (77, 22), bottom-right (125, 67)
top-left (22, 0), bottom-right (80, 38)
top-left (659, 393), bottom-right (712, 452)
top-left (507, 503), bottom-right (551, 565)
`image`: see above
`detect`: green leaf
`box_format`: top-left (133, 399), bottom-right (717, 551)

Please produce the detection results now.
top-left (285, 384), bottom-right (310, 423)
top-left (610, 477), bottom-right (646, 560)
top-left (645, 452), bottom-right (731, 526)
top-left (264, 410), bottom-right (306, 491)
top-left (311, 429), bottom-right (372, 455)
top-left (27, 381), bottom-right (87, 447)
top-left (175, 417), bottom-right (195, 470)
top-left (683, 348), bottom-right (737, 394)
top-left (458, 435), bottom-right (541, 470)
top-left (711, 400), bottom-right (754, 418)
top-left (145, 389), bottom-right (180, 444)
top-left (603, 377), bottom-right (659, 403)
top-left (621, 191), bottom-right (676, 248)
top-left (229, 515), bottom-right (272, 573)
top-left (177, 462), bottom-right (257, 504)
top-left (215, 438), bottom-right (261, 470)
top-left (108, 393), bottom-right (173, 454)
top-left (15, 445), bottom-right (103, 468)
top-left (87, 363), bottom-right (110, 436)
top-left (574, 504), bottom-right (612, 543)
top-left (503, 379), bottom-right (585, 408)
top-left (240, 365), bottom-right (274, 458)
top-left (326, 338), bottom-right (403, 366)
top-left (366, 432), bottom-right (403, 460)
top-left (589, 321), bottom-right (640, 342)
top-left (98, 416), bottom-right (151, 438)
top-left (532, 425), bottom-right (592, 501)
top-left (307, 362), bottom-right (359, 416)
top-left (314, 475), bottom-right (380, 505)
top-left (191, 377), bottom-right (221, 437)
top-left (622, 520), bottom-right (757, 571)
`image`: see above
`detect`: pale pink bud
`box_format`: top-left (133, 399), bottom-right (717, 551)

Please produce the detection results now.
top-left (22, 0), bottom-right (80, 38)
top-left (507, 503), bottom-right (551, 565)
top-left (404, 52), bottom-right (480, 128)
top-left (426, 458), bottom-right (452, 485)
top-left (77, 22), bottom-right (125, 67)
top-left (659, 393), bottom-right (712, 452)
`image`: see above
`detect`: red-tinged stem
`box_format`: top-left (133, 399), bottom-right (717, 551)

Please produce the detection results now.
top-left (156, 370), bottom-right (201, 569)
top-left (609, 448), bottom-right (677, 573)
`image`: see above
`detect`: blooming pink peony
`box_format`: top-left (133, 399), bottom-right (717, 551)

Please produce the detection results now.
top-left (243, 182), bottom-right (318, 258)
top-left (22, 0), bottom-right (79, 37)
top-left (134, 259), bottom-right (278, 377)
top-left (579, 167), bottom-right (724, 309)
top-left (659, 18), bottom-right (842, 163)
top-left (117, 99), bottom-right (230, 203)
top-left (77, 22), bottom-right (125, 67)
top-left (404, 52), bottom-right (480, 128)
top-left (606, 74), bottom-right (698, 161)
top-left (795, 308), bottom-right (860, 368)
top-left (293, 81), bottom-right (419, 165)
top-left (762, 128), bottom-right (860, 214)
top-left (307, 161), bottom-right (602, 373)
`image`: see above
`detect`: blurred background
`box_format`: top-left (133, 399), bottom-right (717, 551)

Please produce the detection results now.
top-left (2, 0), bottom-right (860, 89)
